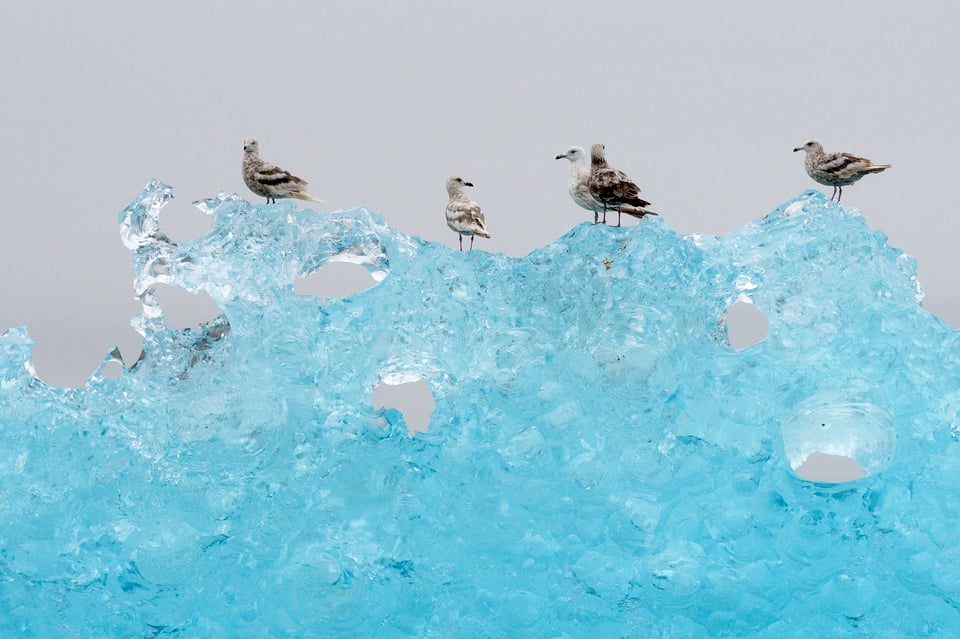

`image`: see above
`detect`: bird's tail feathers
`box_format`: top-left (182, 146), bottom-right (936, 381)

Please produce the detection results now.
top-left (619, 204), bottom-right (659, 218)
top-left (292, 192), bottom-right (325, 203)
top-left (864, 164), bottom-right (891, 174)
top-left (475, 229), bottom-right (491, 239)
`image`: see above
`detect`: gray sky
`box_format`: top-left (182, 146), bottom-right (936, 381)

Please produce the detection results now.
top-left (2, 1), bottom-right (959, 389)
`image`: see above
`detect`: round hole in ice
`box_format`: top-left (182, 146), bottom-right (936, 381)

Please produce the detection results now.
top-left (793, 452), bottom-right (865, 483)
top-left (102, 359), bottom-right (124, 381)
top-left (294, 262), bottom-right (379, 298)
top-left (724, 298), bottom-right (768, 349)
top-left (153, 283), bottom-right (225, 332)
top-left (372, 376), bottom-right (436, 435)
top-left (781, 399), bottom-right (895, 483)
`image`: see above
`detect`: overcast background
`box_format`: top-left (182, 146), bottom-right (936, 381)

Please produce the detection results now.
top-left (1, 1), bottom-right (958, 391)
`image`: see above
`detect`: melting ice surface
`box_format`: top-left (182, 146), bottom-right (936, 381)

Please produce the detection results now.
top-left (2, 180), bottom-right (960, 637)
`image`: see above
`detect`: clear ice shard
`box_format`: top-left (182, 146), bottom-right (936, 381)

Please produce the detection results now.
top-left (1, 179), bottom-right (959, 637)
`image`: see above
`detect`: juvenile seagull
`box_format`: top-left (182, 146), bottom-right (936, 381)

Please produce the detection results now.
top-left (242, 137), bottom-right (323, 204)
top-left (445, 176), bottom-right (490, 251)
top-left (793, 139), bottom-right (890, 202)
top-left (587, 143), bottom-right (657, 226)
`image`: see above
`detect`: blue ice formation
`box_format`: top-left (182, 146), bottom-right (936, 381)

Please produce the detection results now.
top-left (1, 180), bottom-right (959, 637)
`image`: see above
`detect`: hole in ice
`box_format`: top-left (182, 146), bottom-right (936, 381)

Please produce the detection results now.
top-left (793, 452), bottom-right (865, 483)
top-left (294, 262), bottom-right (379, 298)
top-left (102, 358), bottom-right (124, 381)
top-left (782, 400), bottom-right (895, 483)
top-left (161, 199), bottom-right (213, 242)
top-left (724, 299), bottom-right (768, 349)
top-left (372, 377), bottom-right (436, 434)
top-left (153, 284), bottom-right (225, 331)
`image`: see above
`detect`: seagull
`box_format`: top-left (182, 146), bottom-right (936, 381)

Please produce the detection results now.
top-left (793, 140), bottom-right (890, 202)
top-left (445, 176), bottom-right (490, 251)
top-left (587, 143), bottom-right (657, 226)
top-left (555, 146), bottom-right (604, 224)
top-left (242, 137), bottom-right (323, 204)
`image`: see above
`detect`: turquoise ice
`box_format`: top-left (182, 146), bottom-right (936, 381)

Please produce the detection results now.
top-left (1, 180), bottom-right (958, 637)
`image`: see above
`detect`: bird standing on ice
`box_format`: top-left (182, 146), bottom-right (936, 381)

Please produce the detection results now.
top-left (587, 143), bottom-right (657, 226)
top-left (242, 137), bottom-right (323, 204)
top-left (793, 140), bottom-right (890, 202)
top-left (556, 146), bottom-right (605, 224)
top-left (445, 176), bottom-right (490, 251)
top-left (558, 144), bottom-right (658, 224)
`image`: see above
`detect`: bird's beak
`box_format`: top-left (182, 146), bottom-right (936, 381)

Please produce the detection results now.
top-left (555, 154), bottom-right (564, 160)
top-left (792, 147), bottom-right (802, 152)
top-left (464, 182), bottom-right (474, 187)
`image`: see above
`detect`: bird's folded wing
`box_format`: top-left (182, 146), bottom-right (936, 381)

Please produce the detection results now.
top-left (820, 153), bottom-right (872, 177)
top-left (254, 164), bottom-right (307, 187)
top-left (447, 200), bottom-right (482, 218)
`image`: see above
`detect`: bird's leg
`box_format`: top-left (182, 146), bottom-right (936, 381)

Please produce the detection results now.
top-left (470, 235), bottom-right (475, 250)
top-left (593, 209), bottom-right (599, 225)
top-left (602, 205), bottom-right (608, 225)
top-left (830, 187), bottom-right (837, 201)
top-left (837, 187), bottom-right (843, 202)
top-left (616, 208), bottom-right (622, 227)
top-left (459, 235), bottom-right (463, 251)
